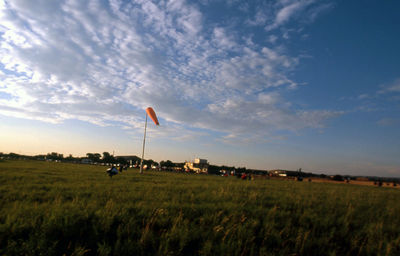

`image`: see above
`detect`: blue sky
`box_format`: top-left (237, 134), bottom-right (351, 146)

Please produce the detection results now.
top-left (0, 0), bottom-right (399, 177)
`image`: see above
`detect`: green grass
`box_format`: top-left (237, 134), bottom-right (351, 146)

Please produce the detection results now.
top-left (0, 160), bottom-right (399, 255)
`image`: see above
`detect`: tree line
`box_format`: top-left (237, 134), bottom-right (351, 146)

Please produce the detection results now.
top-left (1, 151), bottom-right (174, 168)
top-left (2, 152), bottom-right (400, 183)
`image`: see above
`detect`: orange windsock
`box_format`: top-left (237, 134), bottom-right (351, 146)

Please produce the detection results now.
top-left (146, 107), bottom-right (159, 125)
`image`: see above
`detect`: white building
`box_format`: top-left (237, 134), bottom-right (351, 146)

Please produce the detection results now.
top-left (184, 158), bottom-right (209, 173)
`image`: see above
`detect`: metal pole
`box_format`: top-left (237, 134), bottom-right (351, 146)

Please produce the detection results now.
top-left (140, 113), bottom-right (148, 174)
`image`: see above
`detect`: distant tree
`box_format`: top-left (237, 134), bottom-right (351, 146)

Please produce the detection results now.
top-left (86, 153), bottom-right (94, 160)
top-left (116, 157), bottom-right (128, 165)
top-left (160, 160), bottom-right (174, 168)
top-left (332, 175), bottom-right (344, 181)
top-left (86, 153), bottom-right (101, 163)
top-left (9, 153), bottom-right (21, 159)
top-left (143, 159), bottom-right (158, 167)
top-left (207, 165), bottom-right (220, 175)
top-left (102, 152), bottom-right (115, 163)
top-left (65, 154), bottom-right (75, 161)
top-left (33, 154), bottom-right (46, 160)
top-left (286, 170), bottom-right (299, 177)
top-left (297, 168), bottom-right (303, 177)
top-left (174, 162), bottom-right (185, 168)
top-left (236, 167), bottom-right (247, 175)
top-left (46, 152), bottom-right (63, 161)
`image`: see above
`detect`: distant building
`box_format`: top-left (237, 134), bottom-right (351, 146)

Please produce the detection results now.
top-left (247, 169), bottom-right (269, 175)
top-left (117, 155), bottom-right (141, 167)
top-left (81, 158), bottom-right (93, 164)
top-left (184, 158), bottom-right (209, 173)
top-left (269, 169), bottom-right (287, 177)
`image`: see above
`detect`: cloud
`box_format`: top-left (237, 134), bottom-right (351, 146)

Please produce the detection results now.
top-left (266, 0), bottom-right (314, 31)
top-left (246, 9), bottom-right (269, 26)
top-left (306, 2), bottom-right (334, 23)
top-left (344, 77), bottom-right (400, 115)
top-left (264, 0), bottom-right (332, 32)
top-left (0, 0), bottom-right (339, 144)
top-left (212, 27), bottom-right (237, 50)
top-left (358, 94), bottom-right (369, 100)
top-left (377, 118), bottom-right (400, 127)
top-left (378, 78), bottom-right (400, 94)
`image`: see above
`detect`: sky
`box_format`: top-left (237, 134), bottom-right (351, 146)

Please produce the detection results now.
top-left (0, 0), bottom-right (399, 177)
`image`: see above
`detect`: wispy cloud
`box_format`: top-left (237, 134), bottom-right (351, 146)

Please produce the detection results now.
top-left (344, 77), bottom-right (400, 111)
top-left (244, 0), bottom-right (332, 41)
top-left (377, 118), bottom-right (400, 127)
top-left (266, 0), bottom-right (315, 31)
top-left (378, 78), bottom-right (400, 94)
top-left (246, 9), bottom-right (269, 26)
top-left (0, 0), bottom-right (338, 143)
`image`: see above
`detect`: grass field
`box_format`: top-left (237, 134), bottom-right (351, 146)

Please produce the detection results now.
top-left (1, 160), bottom-right (399, 255)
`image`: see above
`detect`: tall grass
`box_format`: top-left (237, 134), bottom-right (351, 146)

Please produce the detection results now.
top-left (0, 160), bottom-right (399, 255)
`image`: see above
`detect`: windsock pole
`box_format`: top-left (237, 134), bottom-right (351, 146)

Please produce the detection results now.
top-left (140, 113), bottom-right (148, 174)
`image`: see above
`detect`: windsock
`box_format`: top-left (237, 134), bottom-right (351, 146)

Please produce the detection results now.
top-left (146, 107), bottom-right (159, 125)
